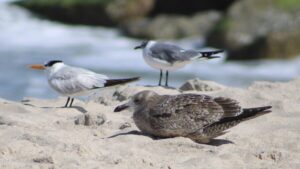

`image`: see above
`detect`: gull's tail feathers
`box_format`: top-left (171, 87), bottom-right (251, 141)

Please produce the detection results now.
top-left (202, 106), bottom-right (272, 138)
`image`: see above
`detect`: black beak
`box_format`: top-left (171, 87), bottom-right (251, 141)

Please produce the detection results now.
top-left (134, 45), bottom-right (142, 50)
top-left (206, 56), bottom-right (221, 59)
top-left (114, 103), bottom-right (130, 112)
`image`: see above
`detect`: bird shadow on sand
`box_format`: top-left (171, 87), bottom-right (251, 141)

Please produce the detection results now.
top-left (107, 130), bottom-right (234, 146)
top-left (143, 85), bottom-right (176, 90)
top-left (68, 106), bottom-right (88, 113)
top-left (107, 130), bottom-right (146, 139)
top-left (204, 139), bottom-right (234, 146)
top-left (22, 102), bottom-right (88, 114)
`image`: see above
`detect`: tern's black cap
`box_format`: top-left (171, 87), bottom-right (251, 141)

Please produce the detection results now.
top-left (44, 60), bottom-right (63, 67)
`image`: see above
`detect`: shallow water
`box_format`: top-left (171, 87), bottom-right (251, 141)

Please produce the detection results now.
top-left (0, 2), bottom-right (300, 101)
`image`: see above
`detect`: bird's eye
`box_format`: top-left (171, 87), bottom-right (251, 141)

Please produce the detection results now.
top-left (133, 98), bottom-right (140, 103)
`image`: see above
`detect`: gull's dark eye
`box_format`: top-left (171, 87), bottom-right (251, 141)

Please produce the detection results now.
top-left (133, 98), bottom-right (140, 104)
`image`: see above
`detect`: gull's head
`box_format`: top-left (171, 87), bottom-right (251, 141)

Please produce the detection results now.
top-left (134, 40), bottom-right (150, 50)
top-left (29, 60), bottom-right (64, 71)
top-left (114, 90), bottom-right (158, 112)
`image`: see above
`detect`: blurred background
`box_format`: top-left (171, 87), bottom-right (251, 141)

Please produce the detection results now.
top-left (1, 0), bottom-right (300, 101)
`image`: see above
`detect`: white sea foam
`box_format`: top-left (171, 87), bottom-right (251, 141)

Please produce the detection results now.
top-left (0, 2), bottom-right (300, 100)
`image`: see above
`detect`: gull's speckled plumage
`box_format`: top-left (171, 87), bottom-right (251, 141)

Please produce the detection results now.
top-left (114, 90), bottom-right (272, 143)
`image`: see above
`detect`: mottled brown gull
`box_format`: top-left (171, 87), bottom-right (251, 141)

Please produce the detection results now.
top-left (114, 90), bottom-right (272, 143)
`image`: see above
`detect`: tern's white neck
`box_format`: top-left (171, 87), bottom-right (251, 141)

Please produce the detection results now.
top-left (47, 62), bottom-right (65, 76)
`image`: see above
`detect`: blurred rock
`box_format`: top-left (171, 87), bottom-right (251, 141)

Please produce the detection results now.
top-left (89, 85), bottom-right (180, 106)
top-left (179, 78), bottom-right (225, 91)
top-left (207, 0), bottom-right (300, 60)
top-left (18, 0), bottom-right (300, 60)
top-left (255, 150), bottom-right (282, 162)
top-left (119, 122), bottom-right (131, 130)
top-left (89, 87), bottom-right (131, 106)
top-left (15, 0), bottom-right (115, 26)
top-left (18, 0), bottom-right (152, 26)
top-left (33, 156), bottom-right (54, 164)
top-left (106, 0), bottom-right (154, 23)
top-left (74, 113), bottom-right (106, 126)
top-left (122, 11), bottom-right (222, 39)
top-left (0, 116), bottom-right (13, 126)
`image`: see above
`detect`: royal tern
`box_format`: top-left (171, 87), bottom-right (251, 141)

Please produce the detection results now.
top-left (30, 60), bottom-right (139, 107)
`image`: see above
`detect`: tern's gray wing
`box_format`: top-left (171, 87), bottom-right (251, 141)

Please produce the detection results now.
top-left (150, 42), bottom-right (200, 63)
top-left (48, 66), bottom-right (108, 95)
top-left (149, 94), bottom-right (242, 132)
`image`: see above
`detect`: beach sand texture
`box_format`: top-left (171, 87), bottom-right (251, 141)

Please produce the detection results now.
top-left (0, 79), bottom-right (299, 169)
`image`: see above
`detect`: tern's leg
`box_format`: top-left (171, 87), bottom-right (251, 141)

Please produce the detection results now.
top-left (158, 69), bottom-right (163, 86)
top-left (165, 71), bottom-right (169, 87)
top-left (64, 97), bottom-right (70, 107)
top-left (69, 98), bottom-right (74, 107)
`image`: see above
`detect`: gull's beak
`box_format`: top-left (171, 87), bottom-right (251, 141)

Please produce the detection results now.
top-left (29, 64), bottom-right (46, 70)
top-left (134, 45), bottom-right (142, 50)
top-left (114, 102), bottom-right (130, 112)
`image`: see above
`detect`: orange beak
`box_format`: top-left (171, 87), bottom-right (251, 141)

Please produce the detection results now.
top-left (29, 64), bottom-right (46, 70)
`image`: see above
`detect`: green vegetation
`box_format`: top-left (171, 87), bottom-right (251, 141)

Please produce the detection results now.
top-left (274, 0), bottom-right (300, 10)
top-left (211, 17), bottom-right (231, 33)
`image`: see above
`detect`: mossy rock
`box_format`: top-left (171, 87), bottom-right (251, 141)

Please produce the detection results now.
top-left (274, 0), bottom-right (300, 11)
top-left (207, 0), bottom-right (300, 60)
top-left (121, 11), bottom-right (222, 39)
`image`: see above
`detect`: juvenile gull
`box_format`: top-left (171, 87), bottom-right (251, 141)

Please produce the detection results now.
top-left (134, 40), bottom-right (223, 86)
top-left (114, 90), bottom-right (272, 143)
top-left (29, 60), bottom-right (139, 107)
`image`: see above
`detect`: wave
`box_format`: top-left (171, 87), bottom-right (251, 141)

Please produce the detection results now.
top-left (0, 2), bottom-right (300, 100)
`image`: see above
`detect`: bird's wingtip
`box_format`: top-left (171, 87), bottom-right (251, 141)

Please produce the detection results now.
top-left (104, 76), bottom-right (140, 87)
top-left (132, 76), bottom-right (140, 81)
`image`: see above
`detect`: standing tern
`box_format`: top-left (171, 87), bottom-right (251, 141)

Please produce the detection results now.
top-left (134, 40), bottom-right (223, 87)
top-left (29, 60), bottom-right (139, 107)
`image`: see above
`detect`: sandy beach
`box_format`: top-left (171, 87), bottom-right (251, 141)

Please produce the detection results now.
top-left (0, 79), bottom-right (300, 169)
